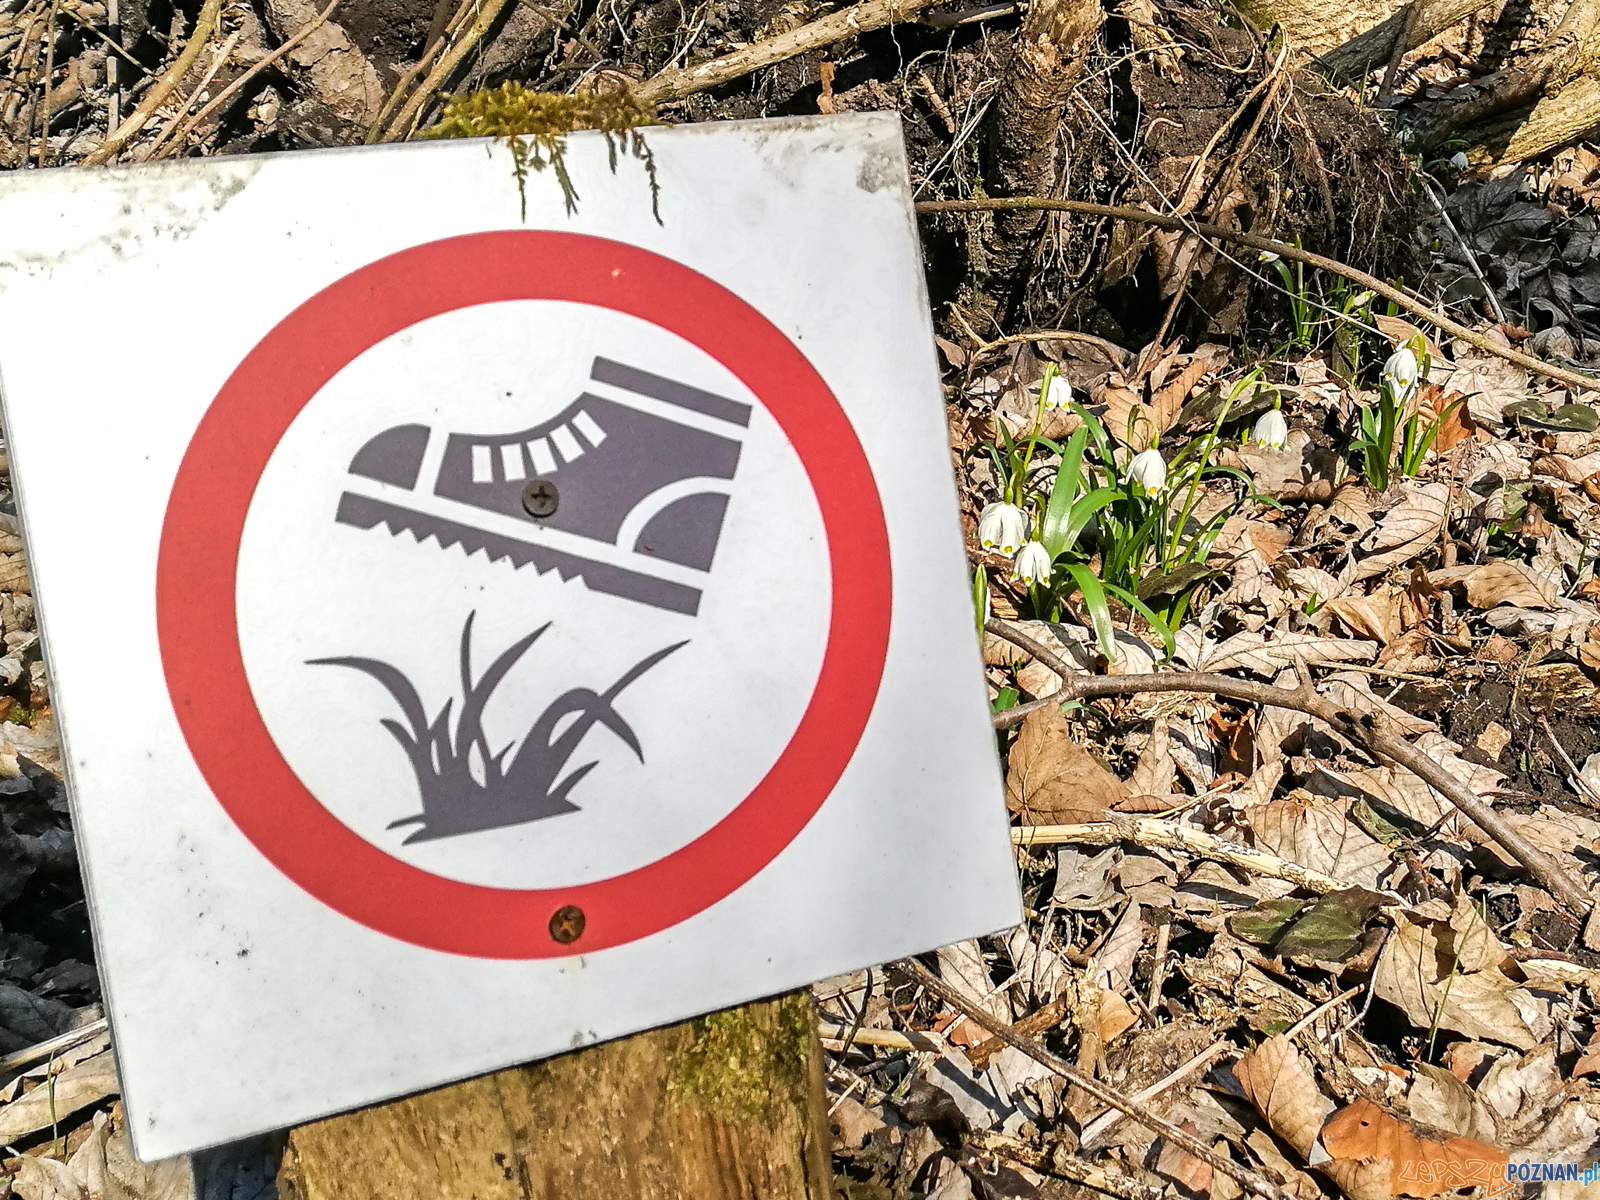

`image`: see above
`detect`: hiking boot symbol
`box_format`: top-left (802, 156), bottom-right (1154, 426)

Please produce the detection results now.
top-left (335, 357), bottom-right (749, 615)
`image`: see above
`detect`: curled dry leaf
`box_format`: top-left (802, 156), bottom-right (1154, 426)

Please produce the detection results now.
top-left (1241, 796), bottom-right (1395, 891)
top-left (1429, 561), bottom-right (1558, 610)
top-left (1320, 1098), bottom-right (1506, 1199)
top-left (1178, 629), bottom-right (1377, 676)
top-left (1004, 705), bottom-right (1128, 823)
top-left (1372, 900), bottom-right (1537, 1051)
top-left (1232, 1034), bottom-right (1328, 1159)
top-left (1352, 483), bottom-right (1450, 583)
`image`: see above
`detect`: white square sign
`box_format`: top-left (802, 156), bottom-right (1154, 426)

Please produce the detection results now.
top-left (0, 112), bottom-right (1020, 1158)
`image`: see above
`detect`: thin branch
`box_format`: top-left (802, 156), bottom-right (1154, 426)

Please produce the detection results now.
top-left (634, 0), bottom-right (943, 105)
top-left (377, 0), bottom-right (514, 142)
top-left (81, 0), bottom-right (223, 165)
top-left (895, 957), bottom-right (1302, 1200)
top-left (917, 196), bottom-right (1600, 397)
top-left (986, 618), bottom-right (1592, 913)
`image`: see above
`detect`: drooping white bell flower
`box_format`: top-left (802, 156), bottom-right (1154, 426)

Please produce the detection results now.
top-left (978, 502), bottom-right (1028, 556)
top-left (1252, 408), bottom-right (1289, 449)
top-left (1013, 541), bottom-right (1052, 586)
top-left (1382, 346), bottom-right (1420, 401)
top-left (1037, 374), bottom-right (1072, 410)
top-left (1126, 449), bottom-right (1168, 494)
top-left (1258, 250), bottom-right (1281, 264)
top-left (1449, 151), bottom-right (1470, 170)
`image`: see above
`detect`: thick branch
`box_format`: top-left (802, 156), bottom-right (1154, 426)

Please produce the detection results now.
top-left (1316, 0), bottom-right (1495, 82)
top-left (983, 0), bottom-right (1105, 278)
top-left (1413, 0), bottom-right (1600, 147)
top-left (986, 619), bottom-right (1592, 913)
top-left (917, 195), bottom-right (1600, 396)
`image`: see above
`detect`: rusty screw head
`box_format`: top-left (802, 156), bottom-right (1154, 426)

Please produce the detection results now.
top-left (549, 904), bottom-right (585, 944)
top-left (522, 479), bottom-right (559, 519)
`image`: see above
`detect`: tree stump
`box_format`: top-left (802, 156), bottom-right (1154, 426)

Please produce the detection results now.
top-left (275, 991), bottom-right (835, 1200)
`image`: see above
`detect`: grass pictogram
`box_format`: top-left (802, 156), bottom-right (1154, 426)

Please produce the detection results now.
top-left (311, 613), bottom-right (684, 843)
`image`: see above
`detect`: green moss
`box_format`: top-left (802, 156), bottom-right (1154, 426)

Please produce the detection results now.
top-left (424, 83), bottom-right (663, 220)
top-left (668, 994), bottom-right (813, 1124)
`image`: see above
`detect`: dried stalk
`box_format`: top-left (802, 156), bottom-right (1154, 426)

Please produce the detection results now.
top-left (633, 0), bottom-right (943, 105)
top-left (82, 0), bottom-right (222, 165)
top-left (139, 27), bottom-right (240, 160)
top-left (366, 0), bottom-right (465, 142)
top-left (987, 618), bottom-right (1592, 913)
top-left (895, 957), bottom-right (1301, 1200)
top-left (917, 197), bottom-right (1600, 397)
top-left (151, 0), bottom-right (342, 160)
top-left (375, 0), bottom-right (514, 142)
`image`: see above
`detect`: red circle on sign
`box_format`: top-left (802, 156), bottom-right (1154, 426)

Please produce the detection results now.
top-left (156, 232), bottom-right (891, 959)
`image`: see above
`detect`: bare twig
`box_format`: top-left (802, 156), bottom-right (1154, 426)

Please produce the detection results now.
top-left (81, 0), bottom-right (223, 165)
top-left (895, 957), bottom-right (1301, 1200)
top-left (1078, 1037), bottom-right (1230, 1148)
top-left (916, 197), bottom-right (1600, 397)
top-left (32, 0), bottom-right (57, 167)
top-left (0, 1017), bottom-right (107, 1075)
top-left (152, 0), bottom-right (341, 160)
top-left (1377, 0), bottom-right (1424, 105)
top-left (377, 0), bottom-right (514, 142)
top-left (139, 27), bottom-right (241, 160)
top-left (964, 326), bottom-right (1134, 368)
top-left (634, 0), bottom-right (943, 105)
top-left (1541, 716), bottom-right (1600, 807)
top-left (987, 618), bottom-right (1593, 913)
top-left (1420, 172), bottom-right (1507, 324)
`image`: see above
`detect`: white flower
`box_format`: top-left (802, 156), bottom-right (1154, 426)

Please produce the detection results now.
top-left (1450, 151), bottom-right (1470, 170)
top-left (1013, 541), bottom-right (1052, 586)
top-left (1037, 374), bottom-right (1072, 410)
top-left (1126, 449), bottom-right (1168, 493)
top-left (1252, 408), bottom-right (1289, 449)
top-left (1349, 290), bottom-right (1375, 309)
top-left (1259, 250), bottom-right (1281, 263)
top-left (978, 502), bottom-right (1028, 556)
top-left (1382, 346), bottom-right (1420, 401)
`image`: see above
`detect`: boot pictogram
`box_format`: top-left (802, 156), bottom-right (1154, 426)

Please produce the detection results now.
top-left (335, 357), bottom-right (749, 615)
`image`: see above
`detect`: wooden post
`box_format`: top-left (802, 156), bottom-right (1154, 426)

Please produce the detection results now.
top-left (275, 992), bottom-right (836, 1200)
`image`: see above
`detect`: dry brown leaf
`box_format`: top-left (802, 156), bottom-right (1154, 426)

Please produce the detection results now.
top-left (1431, 389), bottom-right (1478, 452)
top-left (1371, 909), bottom-right (1537, 1050)
top-left (1374, 315), bottom-right (1446, 362)
top-left (1096, 990), bottom-right (1138, 1041)
top-left (1182, 630), bottom-right (1377, 676)
top-left (1222, 432), bottom-right (1310, 498)
top-left (9, 1154), bottom-right (87, 1200)
top-left (1004, 705), bottom-right (1128, 822)
top-left (1241, 796), bottom-right (1394, 890)
top-left (1408, 1062), bottom-right (1497, 1144)
top-left (1232, 1034), bottom-right (1326, 1159)
top-left (1474, 723), bottom-right (1512, 759)
top-left (1320, 1098), bottom-right (1506, 1199)
top-left (1317, 1155), bottom-right (1396, 1200)
top-left (1430, 561), bottom-right (1558, 610)
top-left (1447, 354), bottom-right (1531, 425)
top-left (1153, 1121), bottom-right (1213, 1193)
top-left (0, 1051), bottom-right (118, 1140)
top-left (1353, 483), bottom-right (1450, 582)
top-left (1325, 586), bottom-right (1413, 644)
